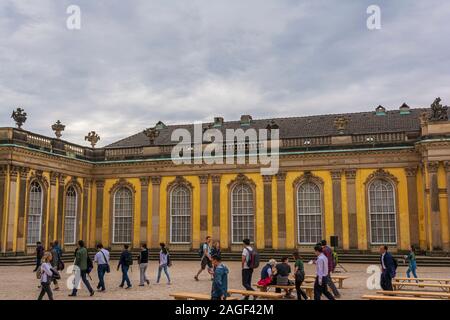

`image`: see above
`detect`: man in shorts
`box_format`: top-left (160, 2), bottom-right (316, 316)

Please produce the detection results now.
top-left (194, 236), bottom-right (213, 281)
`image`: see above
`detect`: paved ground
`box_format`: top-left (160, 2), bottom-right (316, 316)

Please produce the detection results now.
top-left (0, 261), bottom-right (449, 300)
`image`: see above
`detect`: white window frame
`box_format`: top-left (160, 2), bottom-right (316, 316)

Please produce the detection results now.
top-left (231, 184), bottom-right (255, 244)
top-left (112, 187), bottom-right (133, 244)
top-left (296, 182), bottom-right (323, 245)
top-left (64, 186), bottom-right (78, 245)
top-left (169, 185), bottom-right (192, 244)
top-left (27, 181), bottom-right (43, 245)
top-left (368, 179), bottom-right (398, 245)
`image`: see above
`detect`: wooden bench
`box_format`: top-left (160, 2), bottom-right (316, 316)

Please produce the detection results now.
top-left (392, 281), bottom-right (450, 293)
top-left (304, 275), bottom-right (349, 289)
top-left (255, 284), bottom-right (314, 300)
top-left (170, 292), bottom-right (240, 300)
top-left (228, 289), bottom-right (285, 300)
top-left (394, 277), bottom-right (450, 285)
top-left (376, 290), bottom-right (450, 299)
top-left (362, 294), bottom-right (439, 301)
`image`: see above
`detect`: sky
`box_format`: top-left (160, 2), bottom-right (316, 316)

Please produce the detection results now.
top-left (1, 0), bottom-right (450, 147)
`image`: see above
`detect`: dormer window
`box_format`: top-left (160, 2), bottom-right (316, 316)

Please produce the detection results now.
top-left (375, 105), bottom-right (386, 116)
top-left (213, 117), bottom-right (224, 128)
top-left (155, 121), bottom-right (167, 130)
top-left (399, 103), bottom-right (411, 115)
top-left (240, 115), bottom-right (252, 126)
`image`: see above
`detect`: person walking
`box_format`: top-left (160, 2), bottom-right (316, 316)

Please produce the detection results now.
top-left (37, 252), bottom-right (54, 300)
top-left (320, 239), bottom-right (340, 298)
top-left (157, 243), bottom-right (171, 284)
top-left (211, 241), bottom-right (221, 260)
top-left (405, 245), bottom-right (418, 280)
top-left (211, 255), bottom-right (229, 300)
top-left (69, 240), bottom-right (94, 297)
top-left (241, 238), bottom-right (256, 298)
top-left (117, 244), bottom-right (133, 289)
top-left (380, 245), bottom-right (396, 291)
top-left (293, 251), bottom-right (308, 300)
top-left (138, 243), bottom-right (150, 286)
top-left (195, 236), bottom-right (213, 281)
top-left (313, 245), bottom-right (335, 300)
top-left (33, 241), bottom-right (44, 272)
top-left (49, 242), bottom-right (60, 291)
top-left (94, 243), bottom-right (110, 292)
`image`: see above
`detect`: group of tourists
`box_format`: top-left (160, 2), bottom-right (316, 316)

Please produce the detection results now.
top-left (34, 235), bottom-right (419, 300)
top-left (34, 240), bottom-right (172, 300)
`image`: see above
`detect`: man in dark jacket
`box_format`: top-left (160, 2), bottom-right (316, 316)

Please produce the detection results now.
top-left (321, 240), bottom-right (340, 298)
top-left (380, 245), bottom-right (396, 291)
top-left (211, 255), bottom-right (229, 300)
top-left (33, 241), bottom-right (44, 272)
top-left (69, 240), bottom-right (94, 297)
top-left (117, 244), bottom-right (132, 289)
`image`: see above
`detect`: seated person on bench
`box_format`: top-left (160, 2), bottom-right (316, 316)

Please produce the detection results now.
top-left (275, 257), bottom-right (294, 298)
top-left (257, 259), bottom-right (277, 287)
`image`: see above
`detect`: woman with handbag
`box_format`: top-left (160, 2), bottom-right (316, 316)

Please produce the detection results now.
top-left (94, 243), bottom-right (110, 292)
top-left (49, 242), bottom-right (60, 290)
top-left (37, 252), bottom-right (54, 300)
top-left (157, 243), bottom-right (171, 285)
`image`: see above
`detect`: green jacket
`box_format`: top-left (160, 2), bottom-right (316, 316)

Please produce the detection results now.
top-left (75, 247), bottom-right (88, 271)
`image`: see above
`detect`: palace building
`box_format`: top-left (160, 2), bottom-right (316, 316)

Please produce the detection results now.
top-left (1, 98), bottom-right (450, 256)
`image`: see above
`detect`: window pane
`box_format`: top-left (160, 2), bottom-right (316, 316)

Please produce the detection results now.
top-left (27, 182), bottom-right (43, 245)
top-left (297, 182), bottom-right (322, 244)
top-left (231, 184), bottom-right (254, 244)
top-left (64, 186), bottom-right (77, 244)
top-left (170, 186), bottom-right (191, 243)
top-left (368, 179), bottom-right (397, 244)
top-left (113, 188), bottom-right (133, 243)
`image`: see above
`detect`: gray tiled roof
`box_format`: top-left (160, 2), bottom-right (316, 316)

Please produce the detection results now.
top-left (105, 108), bottom-right (428, 148)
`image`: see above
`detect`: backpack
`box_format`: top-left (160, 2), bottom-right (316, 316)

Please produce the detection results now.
top-left (198, 243), bottom-right (205, 258)
top-left (245, 247), bottom-right (260, 269)
top-left (392, 256), bottom-right (398, 270)
top-left (125, 252), bottom-right (133, 266)
top-left (86, 254), bottom-right (94, 274)
top-left (167, 253), bottom-right (172, 267)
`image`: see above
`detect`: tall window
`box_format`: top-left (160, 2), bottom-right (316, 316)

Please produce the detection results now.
top-left (27, 181), bottom-right (43, 245)
top-left (297, 182), bottom-right (322, 244)
top-left (368, 179), bottom-right (397, 244)
top-left (170, 185), bottom-right (191, 243)
top-left (64, 186), bottom-right (77, 245)
top-left (231, 184), bottom-right (254, 244)
top-left (113, 187), bottom-right (133, 244)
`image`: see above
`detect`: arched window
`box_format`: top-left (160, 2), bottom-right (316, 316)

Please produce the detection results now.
top-left (297, 182), bottom-right (322, 244)
top-left (113, 187), bottom-right (133, 244)
top-left (368, 179), bottom-right (397, 244)
top-left (64, 186), bottom-right (77, 245)
top-left (170, 185), bottom-right (191, 243)
top-left (27, 181), bottom-right (43, 245)
top-left (231, 184), bottom-right (254, 244)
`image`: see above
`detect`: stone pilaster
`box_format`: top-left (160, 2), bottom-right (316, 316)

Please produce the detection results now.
top-left (94, 179), bottom-right (105, 244)
top-left (16, 166), bottom-right (30, 252)
top-left (0, 165), bottom-right (7, 253)
top-left (331, 170), bottom-right (343, 249)
top-left (82, 178), bottom-right (92, 243)
top-left (445, 161), bottom-right (450, 251)
top-left (56, 174), bottom-right (66, 244)
top-left (345, 169), bottom-right (358, 249)
top-left (5, 166), bottom-right (19, 252)
top-left (199, 175), bottom-right (209, 241)
top-left (276, 172), bottom-right (287, 249)
top-left (140, 177), bottom-right (150, 245)
top-left (262, 175), bottom-right (273, 249)
top-left (405, 167), bottom-right (420, 248)
top-left (150, 176), bottom-right (161, 248)
top-left (211, 175), bottom-right (221, 242)
top-left (427, 162), bottom-right (442, 250)
top-left (48, 172), bottom-right (58, 245)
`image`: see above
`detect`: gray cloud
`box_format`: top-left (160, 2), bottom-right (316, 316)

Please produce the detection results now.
top-left (1, 0), bottom-right (449, 146)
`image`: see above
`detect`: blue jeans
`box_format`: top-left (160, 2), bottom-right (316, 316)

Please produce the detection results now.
top-left (157, 264), bottom-right (171, 283)
top-left (406, 261), bottom-right (418, 279)
top-left (120, 265), bottom-right (131, 287)
top-left (97, 264), bottom-right (108, 290)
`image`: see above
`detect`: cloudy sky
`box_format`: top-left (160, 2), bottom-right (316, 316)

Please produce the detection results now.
top-left (1, 0), bottom-right (449, 146)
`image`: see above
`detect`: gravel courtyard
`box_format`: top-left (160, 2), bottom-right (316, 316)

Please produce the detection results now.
top-left (1, 261), bottom-right (449, 300)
